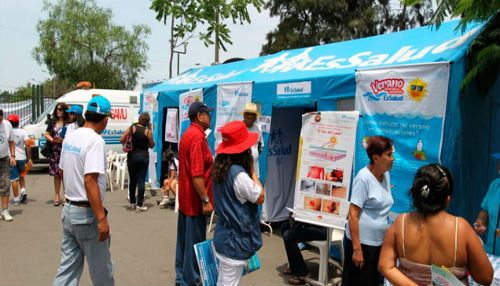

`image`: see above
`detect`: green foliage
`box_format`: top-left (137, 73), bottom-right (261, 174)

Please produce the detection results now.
top-left (260, 0), bottom-right (433, 56)
top-left (150, 0), bottom-right (264, 69)
top-left (404, 0), bottom-right (500, 97)
top-left (33, 0), bottom-right (151, 90)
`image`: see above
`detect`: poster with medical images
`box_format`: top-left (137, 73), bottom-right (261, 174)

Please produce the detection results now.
top-left (165, 108), bottom-right (178, 143)
top-left (293, 111), bottom-right (359, 230)
top-left (179, 89), bottom-right (203, 139)
top-left (214, 82), bottom-right (253, 148)
top-left (355, 62), bottom-right (450, 215)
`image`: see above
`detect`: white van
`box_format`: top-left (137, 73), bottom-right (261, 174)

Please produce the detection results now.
top-left (24, 88), bottom-right (141, 163)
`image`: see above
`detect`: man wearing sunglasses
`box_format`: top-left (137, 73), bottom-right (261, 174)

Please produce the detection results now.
top-left (53, 96), bottom-right (115, 286)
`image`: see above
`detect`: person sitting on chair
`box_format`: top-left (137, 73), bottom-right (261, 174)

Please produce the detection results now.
top-left (160, 149), bottom-right (178, 206)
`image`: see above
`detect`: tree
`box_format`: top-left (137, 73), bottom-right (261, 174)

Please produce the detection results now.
top-left (150, 0), bottom-right (265, 74)
top-left (405, 0), bottom-right (500, 97)
top-left (33, 0), bottom-right (151, 90)
top-left (260, 0), bottom-right (433, 56)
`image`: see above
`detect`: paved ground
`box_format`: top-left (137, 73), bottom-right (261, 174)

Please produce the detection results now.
top-left (0, 164), bottom-right (341, 285)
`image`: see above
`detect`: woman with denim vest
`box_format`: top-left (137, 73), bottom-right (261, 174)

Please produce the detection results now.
top-left (212, 120), bottom-right (265, 286)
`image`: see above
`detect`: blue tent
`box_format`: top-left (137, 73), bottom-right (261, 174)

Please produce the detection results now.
top-left (147, 19), bottom-right (499, 223)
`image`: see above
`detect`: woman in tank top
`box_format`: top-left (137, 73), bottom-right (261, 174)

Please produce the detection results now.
top-left (120, 113), bottom-right (155, 212)
top-left (378, 164), bottom-right (492, 286)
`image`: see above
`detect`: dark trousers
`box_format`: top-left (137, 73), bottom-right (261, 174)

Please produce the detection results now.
top-left (281, 220), bottom-right (327, 277)
top-left (175, 211), bottom-right (207, 286)
top-left (341, 238), bottom-right (382, 286)
top-left (127, 155), bottom-right (149, 206)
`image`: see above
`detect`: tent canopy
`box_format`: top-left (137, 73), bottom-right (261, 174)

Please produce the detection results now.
top-left (147, 20), bottom-right (500, 224)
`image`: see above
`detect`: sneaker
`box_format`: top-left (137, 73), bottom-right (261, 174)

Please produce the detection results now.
top-left (159, 197), bottom-right (170, 206)
top-left (136, 205), bottom-right (148, 213)
top-left (128, 204), bottom-right (135, 210)
top-left (12, 197), bottom-right (21, 206)
top-left (1, 210), bottom-right (13, 221)
top-left (20, 189), bottom-right (27, 203)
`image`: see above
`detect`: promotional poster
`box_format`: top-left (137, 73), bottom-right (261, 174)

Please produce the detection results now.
top-left (293, 111), bottom-right (359, 229)
top-left (164, 108), bottom-right (178, 143)
top-left (214, 82), bottom-right (253, 148)
top-left (179, 89), bottom-right (203, 138)
top-left (355, 62), bottom-right (450, 214)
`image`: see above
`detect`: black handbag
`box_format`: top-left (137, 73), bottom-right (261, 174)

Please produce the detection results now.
top-left (41, 140), bottom-right (52, 157)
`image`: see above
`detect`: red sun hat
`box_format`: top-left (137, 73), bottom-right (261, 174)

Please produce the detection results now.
top-left (7, 113), bottom-right (20, 123)
top-left (216, 121), bottom-right (259, 154)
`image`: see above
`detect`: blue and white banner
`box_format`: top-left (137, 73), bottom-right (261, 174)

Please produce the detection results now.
top-left (179, 89), bottom-right (203, 139)
top-left (215, 82), bottom-right (253, 148)
top-left (355, 62), bottom-right (450, 214)
top-left (293, 111), bottom-right (359, 229)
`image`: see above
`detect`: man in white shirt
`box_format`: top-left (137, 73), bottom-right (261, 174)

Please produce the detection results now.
top-left (241, 102), bottom-right (264, 176)
top-left (53, 96), bottom-right (115, 286)
top-left (0, 109), bottom-right (16, 221)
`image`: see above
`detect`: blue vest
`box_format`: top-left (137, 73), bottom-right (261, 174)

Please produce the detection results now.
top-left (213, 165), bottom-right (262, 260)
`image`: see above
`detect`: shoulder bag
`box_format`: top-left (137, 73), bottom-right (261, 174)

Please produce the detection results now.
top-left (123, 125), bottom-right (134, 152)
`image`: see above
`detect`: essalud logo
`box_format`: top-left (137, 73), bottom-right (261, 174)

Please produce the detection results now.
top-left (363, 77), bottom-right (405, 102)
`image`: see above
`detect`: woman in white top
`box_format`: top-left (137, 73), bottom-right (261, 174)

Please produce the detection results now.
top-left (159, 149), bottom-right (178, 206)
top-left (342, 135), bottom-right (394, 286)
top-left (65, 105), bottom-right (85, 136)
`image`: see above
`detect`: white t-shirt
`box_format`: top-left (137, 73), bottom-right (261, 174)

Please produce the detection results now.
top-left (233, 171), bottom-right (262, 205)
top-left (13, 128), bottom-right (29, 160)
top-left (59, 127), bottom-right (107, 201)
top-left (246, 124), bottom-right (263, 177)
top-left (346, 167), bottom-right (393, 246)
top-left (168, 158), bottom-right (179, 179)
top-left (0, 119), bottom-right (14, 158)
top-left (65, 122), bottom-right (79, 137)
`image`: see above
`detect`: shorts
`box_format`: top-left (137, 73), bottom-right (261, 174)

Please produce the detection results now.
top-left (0, 157), bottom-right (10, 196)
top-left (10, 160), bottom-right (27, 181)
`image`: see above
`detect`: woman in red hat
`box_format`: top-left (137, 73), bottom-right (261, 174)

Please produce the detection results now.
top-left (212, 120), bottom-right (265, 285)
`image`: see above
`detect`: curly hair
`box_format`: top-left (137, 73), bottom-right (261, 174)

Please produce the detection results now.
top-left (212, 149), bottom-right (253, 183)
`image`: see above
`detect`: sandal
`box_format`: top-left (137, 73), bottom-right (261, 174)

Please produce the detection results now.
top-left (283, 268), bottom-right (292, 275)
top-left (53, 201), bottom-right (60, 206)
top-left (288, 276), bottom-right (306, 285)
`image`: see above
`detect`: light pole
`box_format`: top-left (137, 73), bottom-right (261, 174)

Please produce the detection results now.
top-left (172, 41), bottom-right (188, 75)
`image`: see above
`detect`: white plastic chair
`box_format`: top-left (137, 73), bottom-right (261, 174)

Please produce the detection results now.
top-left (114, 153), bottom-right (127, 184)
top-left (106, 151), bottom-right (117, 192)
top-left (306, 228), bottom-right (344, 285)
top-left (119, 157), bottom-right (128, 191)
top-left (174, 184), bottom-right (179, 213)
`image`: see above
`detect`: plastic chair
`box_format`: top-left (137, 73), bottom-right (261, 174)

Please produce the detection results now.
top-left (119, 157), bottom-right (128, 191)
top-left (174, 184), bottom-right (179, 213)
top-left (106, 151), bottom-right (117, 192)
top-left (114, 153), bottom-right (127, 185)
top-left (306, 228), bottom-right (344, 285)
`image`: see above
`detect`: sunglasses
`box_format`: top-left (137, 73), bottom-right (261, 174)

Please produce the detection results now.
top-left (56, 108), bottom-right (65, 111)
top-left (410, 85), bottom-right (424, 92)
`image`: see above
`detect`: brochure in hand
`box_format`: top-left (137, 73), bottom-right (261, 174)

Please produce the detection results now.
top-left (194, 239), bottom-right (260, 286)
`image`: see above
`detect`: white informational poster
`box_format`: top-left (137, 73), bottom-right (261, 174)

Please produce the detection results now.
top-left (165, 108), bottom-right (178, 143)
top-left (179, 89), bottom-right (203, 138)
top-left (215, 82), bottom-right (253, 148)
top-left (293, 111), bottom-right (359, 230)
top-left (355, 62), bottom-right (450, 215)
top-left (143, 92), bottom-right (158, 115)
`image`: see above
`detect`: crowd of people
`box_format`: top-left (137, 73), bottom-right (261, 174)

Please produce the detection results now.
top-left (0, 97), bottom-right (498, 286)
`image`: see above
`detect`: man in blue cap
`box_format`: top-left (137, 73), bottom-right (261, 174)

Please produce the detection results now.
top-left (475, 152), bottom-right (500, 256)
top-left (53, 95), bottom-right (115, 286)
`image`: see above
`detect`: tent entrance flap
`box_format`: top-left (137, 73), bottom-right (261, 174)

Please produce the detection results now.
top-left (262, 106), bottom-right (314, 223)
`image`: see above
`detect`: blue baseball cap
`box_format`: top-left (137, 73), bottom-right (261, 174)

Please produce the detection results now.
top-left (492, 153), bottom-right (500, 160)
top-left (188, 101), bottom-right (214, 118)
top-left (66, 105), bottom-right (83, 115)
top-left (87, 95), bottom-right (111, 116)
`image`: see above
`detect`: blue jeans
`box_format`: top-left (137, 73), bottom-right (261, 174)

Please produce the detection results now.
top-left (175, 211), bottom-right (207, 286)
top-left (281, 220), bottom-right (327, 277)
top-left (53, 204), bottom-right (114, 286)
top-left (127, 155), bottom-right (149, 206)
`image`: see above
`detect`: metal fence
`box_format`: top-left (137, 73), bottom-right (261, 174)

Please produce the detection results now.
top-left (0, 85), bottom-right (54, 127)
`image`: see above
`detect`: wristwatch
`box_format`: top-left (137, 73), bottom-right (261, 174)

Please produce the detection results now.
top-left (201, 197), bottom-right (209, 203)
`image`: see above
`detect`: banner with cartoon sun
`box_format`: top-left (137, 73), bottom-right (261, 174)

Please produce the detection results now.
top-left (293, 111), bottom-right (359, 230)
top-left (354, 62), bottom-right (450, 215)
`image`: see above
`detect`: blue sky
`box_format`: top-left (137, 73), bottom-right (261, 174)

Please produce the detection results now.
top-left (0, 0), bottom-right (279, 91)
